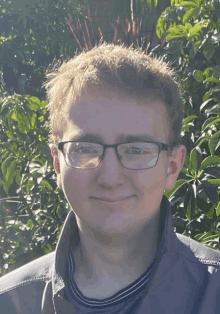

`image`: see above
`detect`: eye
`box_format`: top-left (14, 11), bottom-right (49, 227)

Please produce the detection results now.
top-left (75, 145), bottom-right (98, 154)
top-left (125, 147), bottom-right (148, 155)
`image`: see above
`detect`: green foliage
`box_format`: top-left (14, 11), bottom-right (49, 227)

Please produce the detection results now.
top-left (153, 0), bottom-right (220, 248)
top-left (0, 94), bottom-right (72, 276)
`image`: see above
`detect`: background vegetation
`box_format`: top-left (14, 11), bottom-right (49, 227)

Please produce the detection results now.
top-left (0, 0), bottom-right (219, 276)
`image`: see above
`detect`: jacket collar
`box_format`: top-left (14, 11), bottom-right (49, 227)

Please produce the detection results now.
top-left (51, 195), bottom-right (175, 298)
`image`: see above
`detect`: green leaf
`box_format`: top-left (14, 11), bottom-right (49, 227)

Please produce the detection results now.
top-left (206, 205), bottom-right (215, 219)
top-left (17, 113), bottom-right (30, 134)
top-left (202, 181), bottom-right (218, 202)
top-left (203, 68), bottom-right (215, 78)
top-left (164, 179), bottom-right (187, 199)
top-left (183, 8), bottom-right (196, 23)
top-left (200, 98), bottom-right (214, 111)
top-left (193, 70), bottom-right (204, 82)
top-left (203, 92), bottom-right (212, 102)
top-left (156, 16), bottom-right (167, 38)
top-left (208, 179), bottom-right (220, 186)
top-left (203, 42), bottom-right (215, 59)
top-left (29, 96), bottom-right (41, 106)
top-left (1, 156), bottom-right (15, 178)
top-left (190, 146), bottom-right (202, 170)
top-left (30, 113), bottom-right (37, 128)
top-left (11, 110), bottom-right (18, 121)
top-left (204, 77), bottom-right (220, 83)
top-left (199, 156), bottom-right (220, 170)
top-left (182, 115), bottom-right (197, 125)
top-left (166, 25), bottom-right (188, 40)
top-left (189, 24), bottom-right (203, 38)
top-left (202, 117), bottom-right (220, 131)
top-left (209, 131), bottom-right (220, 155)
top-left (216, 202), bottom-right (220, 216)
top-left (208, 104), bottom-right (220, 114)
top-left (6, 160), bottom-right (17, 182)
top-left (178, 1), bottom-right (198, 7)
top-left (40, 179), bottom-right (53, 191)
top-left (41, 100), bottom-right (48, 109)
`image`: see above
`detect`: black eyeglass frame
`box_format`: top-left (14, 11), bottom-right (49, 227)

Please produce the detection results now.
top-left (58, 140), bottom-right (172, 170)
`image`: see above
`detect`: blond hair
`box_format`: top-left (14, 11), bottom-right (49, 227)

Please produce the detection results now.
top-left (44, 42), bottom-right (183, 153)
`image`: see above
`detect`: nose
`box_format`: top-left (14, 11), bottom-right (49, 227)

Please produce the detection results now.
top-left (95, 147), bottom-right (126, 188)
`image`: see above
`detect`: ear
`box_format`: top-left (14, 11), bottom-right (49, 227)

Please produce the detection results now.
top-left (165, 145), bottom-right (186, 191)
top-left (50, 147), bottom-right (62, 190)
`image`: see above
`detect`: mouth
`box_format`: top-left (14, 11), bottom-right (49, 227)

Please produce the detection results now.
top-left (90, 196), bottom-right (135, 203)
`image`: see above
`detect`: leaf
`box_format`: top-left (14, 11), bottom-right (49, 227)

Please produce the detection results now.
top-left (202, 117), bottom-right (220, 131)
top-left (208, 104), bottom-right (220, 114)
top-left (6, 160), bottom-right (17, 182)
top-left (204, 77), bottom-right (220, 83)
top-left (178, 1), bottom-right (198, 7)
top-left (1, 156), bottom-right (15, 178)
top-left (29, 96), bottom-right (41, 106)
top-left (203, 92), bottom-right (212, 102)
top-left (156, 16), bottom-right (167, 38)
top-left (183, 8), bottom-right (196, 23)
top-left (206, 205), bottom-right (215, 219)
top-left (209, 131), bottom-right (220, 155)
top-left (184, 185), bottom-right (192, 210)
top-left (30, 113), bottom-right (37, 128)
top-left (208, 179), bottom-right (220, 186)
top-left (216, 202), bottom-right (220, 216)
top-left (199, 156), bottom-right (220, 170)
top-left (202, 181), bottom-right (218, 202)
top-left (17, 113), bottom-right (30, 134)
top-left (164, 179), bottom-right (187, 199)
top-left (203, 68), bottom-right (215, 78)
top-left (190, 146), bottom-right (202, 170)
top-left (204, 167), bottom-right (220, 178)
top-left (40, 179), bottom-right (53, 191)
top-left (193, 70), bottom-right (204, 82)
top-left (41, 100), bottom-right (48, 109)
top-left (203, 42), bottom-right (215, 59)
top-left (166, 25), bottom-right (188, 40)
top-left (189, 24), bottom-right (204, 38)
top-left (182, 115), bottom-right (197, 125)
top-left (200, 98), bottom-right (214, 111)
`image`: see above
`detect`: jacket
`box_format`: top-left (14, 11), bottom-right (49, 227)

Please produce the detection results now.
top-left (1, 196), bottom-right (220, 313)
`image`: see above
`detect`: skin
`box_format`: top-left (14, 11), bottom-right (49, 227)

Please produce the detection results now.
top-left (51, 88), bottom-right (186, 298)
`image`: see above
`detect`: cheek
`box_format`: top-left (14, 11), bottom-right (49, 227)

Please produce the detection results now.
top-left (135, 166), bottom-right (167, 195)
top-left (62, 168), bottom-right (90, 203)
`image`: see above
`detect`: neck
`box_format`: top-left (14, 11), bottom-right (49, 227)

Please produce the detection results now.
top-left (72, 211), bottom-right (161, 281)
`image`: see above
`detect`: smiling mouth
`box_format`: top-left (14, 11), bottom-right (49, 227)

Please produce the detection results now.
top-left (90, 196), bottom-right (134, 203)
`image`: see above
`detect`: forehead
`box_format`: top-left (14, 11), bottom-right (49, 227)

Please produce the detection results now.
top-left (63, 89), bottom-right (171, 143)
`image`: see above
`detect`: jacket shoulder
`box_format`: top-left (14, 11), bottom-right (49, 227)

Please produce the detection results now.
top-left (176, 233), bottom-right (220, 266)
top-left (0, 251), bottom-right (55, 294)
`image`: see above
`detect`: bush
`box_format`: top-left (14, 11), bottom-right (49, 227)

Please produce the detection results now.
top-left (153, 0), bottom-right (220, 247)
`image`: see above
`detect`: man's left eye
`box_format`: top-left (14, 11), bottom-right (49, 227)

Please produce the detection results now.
top-left (125, 148), bottom-right (147, 155)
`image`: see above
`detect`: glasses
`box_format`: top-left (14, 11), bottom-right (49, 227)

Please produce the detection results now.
top-left (58, 141), bottom-right (171, 170)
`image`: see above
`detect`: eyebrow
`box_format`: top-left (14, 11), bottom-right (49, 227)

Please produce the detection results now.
top-left (67, 133), bottom-right (158, 143)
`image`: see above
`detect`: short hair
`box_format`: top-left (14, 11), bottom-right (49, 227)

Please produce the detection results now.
top-left (44, 42), bottom-right (183, 154)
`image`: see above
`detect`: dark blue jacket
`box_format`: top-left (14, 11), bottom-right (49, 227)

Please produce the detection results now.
top-left (1, 196), bottom-right (220, 313)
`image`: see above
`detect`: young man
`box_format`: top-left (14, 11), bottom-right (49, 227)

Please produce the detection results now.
top-left (0, 43), bottom-right (220, 314)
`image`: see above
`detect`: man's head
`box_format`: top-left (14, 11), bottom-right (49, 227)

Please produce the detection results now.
top-left (45, 42), bottom-right (184, 154)
top-left (45, 43), bottom-right (186, 239)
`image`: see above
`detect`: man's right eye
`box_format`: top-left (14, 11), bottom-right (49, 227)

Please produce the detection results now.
top-left (75, 146), bottom-right (97, 154)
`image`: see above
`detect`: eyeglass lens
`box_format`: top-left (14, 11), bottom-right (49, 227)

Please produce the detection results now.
top-left (63, 142), bottom-right (159, 169)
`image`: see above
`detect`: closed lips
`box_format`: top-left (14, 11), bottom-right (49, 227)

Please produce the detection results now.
top-left (90, 196), bottom-right (134, 202)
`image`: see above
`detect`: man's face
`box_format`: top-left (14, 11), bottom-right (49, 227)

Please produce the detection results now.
top-left (53, 89), bottom-right (184, 237)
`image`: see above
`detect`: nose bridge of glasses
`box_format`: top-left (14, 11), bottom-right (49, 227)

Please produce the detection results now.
top-left (102, 143), bottom-right (122, 162)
